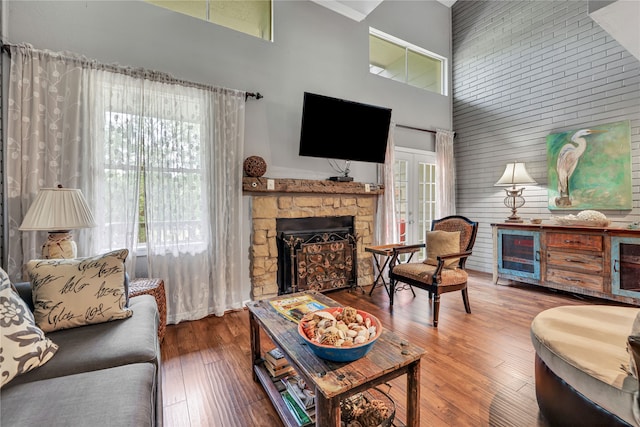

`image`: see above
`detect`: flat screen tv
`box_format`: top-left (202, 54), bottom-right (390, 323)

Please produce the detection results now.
top-left (298, 92), bottom-right (392, 165)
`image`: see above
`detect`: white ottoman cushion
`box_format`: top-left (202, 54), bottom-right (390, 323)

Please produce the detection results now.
top-left (531, 305), bottom-right (640, 426)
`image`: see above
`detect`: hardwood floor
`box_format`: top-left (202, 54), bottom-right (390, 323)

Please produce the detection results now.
top-left (160, 271), bottom-right (612, 426)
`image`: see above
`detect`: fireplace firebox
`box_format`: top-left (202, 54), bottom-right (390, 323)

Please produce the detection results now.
top-left (276, 216), bottom-right (356, 295)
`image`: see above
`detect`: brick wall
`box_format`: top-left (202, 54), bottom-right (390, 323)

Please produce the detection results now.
top-left (452, 0), bottom-right (640, 273)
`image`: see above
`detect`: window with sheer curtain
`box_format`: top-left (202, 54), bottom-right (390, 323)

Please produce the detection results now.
top-left (7, 44), bottom-right (246, 323)
top-left (102, 86), bottom-right (209, 251)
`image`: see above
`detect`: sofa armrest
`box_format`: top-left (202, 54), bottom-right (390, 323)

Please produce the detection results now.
top-left (13, 281), bottom-right (34, 311)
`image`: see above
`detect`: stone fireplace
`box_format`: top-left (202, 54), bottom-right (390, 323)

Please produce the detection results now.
top-left (244, 178), bottom-right (380, 299)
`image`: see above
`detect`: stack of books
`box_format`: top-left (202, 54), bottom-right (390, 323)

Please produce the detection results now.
top-left (281, 375), bottom-right (315, 426)
top-left (264, 348), bottom-right (295, 379)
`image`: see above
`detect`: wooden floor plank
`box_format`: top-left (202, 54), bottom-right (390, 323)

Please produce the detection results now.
top-left (163, 401), bottom-right (192, 427)
top-left (161, 271), bottom-right (619, 426)
top-left (161, 322), bottom-right (187, 406)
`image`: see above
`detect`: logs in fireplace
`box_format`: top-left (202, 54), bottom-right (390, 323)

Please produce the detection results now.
top-left (276, 216), bottom-right (357, 295)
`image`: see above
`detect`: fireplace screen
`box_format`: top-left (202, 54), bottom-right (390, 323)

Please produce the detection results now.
top-left (297, 236), bottom-right (355, 291)
top-left (276, 216), bottom-right (356, 294)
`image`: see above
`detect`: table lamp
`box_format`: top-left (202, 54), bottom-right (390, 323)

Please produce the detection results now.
top-left (494, 162), bottom-right (537, 223)
top-left (19, 186), bottom-right (97, 258)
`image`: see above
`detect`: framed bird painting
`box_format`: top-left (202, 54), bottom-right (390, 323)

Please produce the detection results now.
top-left (546, 120), bottom-right (631, 210)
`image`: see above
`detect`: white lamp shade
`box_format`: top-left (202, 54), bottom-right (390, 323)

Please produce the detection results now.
top-left (495, 162), bottom-right (537, 187)
top-left (19, 188), bottom-right (97, 231)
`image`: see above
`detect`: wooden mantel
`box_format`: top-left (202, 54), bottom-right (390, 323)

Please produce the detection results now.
top-left (242, 177), bottom-right (384, 195)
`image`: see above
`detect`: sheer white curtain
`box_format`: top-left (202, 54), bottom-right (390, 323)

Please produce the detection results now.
top-left (375, 123), bottom-right (398, 245)
top-left (90, 69), bottom-right (144, 273)
top-left (435, 128), bottom-right (456, 218)
top-left (143, 85), bottom-right (246, 321)
top-left (206, 90), bottom-right (245, 316)
top-left (6, 45), bottom-right (92, 280)
top-left (7, 44), bottom-right (246, 322)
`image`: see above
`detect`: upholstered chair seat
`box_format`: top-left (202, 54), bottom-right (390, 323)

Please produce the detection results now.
top-left (391, 263), bottom-right (469, 287)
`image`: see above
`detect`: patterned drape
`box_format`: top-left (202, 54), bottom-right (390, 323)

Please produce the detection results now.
top-left (6, 45), bottom-right (89, 280)
top-left (6, 44), bottom-right (246, 321)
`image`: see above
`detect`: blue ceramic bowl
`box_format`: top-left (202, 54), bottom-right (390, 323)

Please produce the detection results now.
top-left (298, 307), bottom-right (382, 363)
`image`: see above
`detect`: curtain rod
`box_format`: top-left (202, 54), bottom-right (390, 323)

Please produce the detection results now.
top-left (396, 124), bottom-right (437, 134)
top-left (1, 42), bottom-right (263, 101)
top-left (245, 92), bottom-right (263, 101)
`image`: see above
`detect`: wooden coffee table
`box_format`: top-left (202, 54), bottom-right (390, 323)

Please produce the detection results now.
top-left (247, 291), bottom-right (426, 427)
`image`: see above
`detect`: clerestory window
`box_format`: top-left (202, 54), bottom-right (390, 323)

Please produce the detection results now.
top-left (146, 0), bottom-right (272, 41)
top-left (369, 28), bottom-right (447, 95)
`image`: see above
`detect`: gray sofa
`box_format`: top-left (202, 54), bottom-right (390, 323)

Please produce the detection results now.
top-left (1, 282), bottom-right (163, 427)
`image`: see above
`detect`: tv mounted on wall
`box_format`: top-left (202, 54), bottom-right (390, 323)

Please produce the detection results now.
top-left (298, 92), bottom-right (392, 180)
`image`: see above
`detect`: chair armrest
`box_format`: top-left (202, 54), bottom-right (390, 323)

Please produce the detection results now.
top-left (437, 250), bottom-right (472, 261)
top-left (432, 250), bottom-right (474, 280)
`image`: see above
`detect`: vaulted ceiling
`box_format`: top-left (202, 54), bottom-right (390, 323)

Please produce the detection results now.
top-left (311, 0), bottom-right (457, 22)
top-left (312, 0), bottom-right (637, 61)
top-left (589, 0), bottom-right (639, 60)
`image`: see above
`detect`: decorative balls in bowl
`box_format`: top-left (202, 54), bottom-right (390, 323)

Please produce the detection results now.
top-left (298, 306), bottom-right (382, 362)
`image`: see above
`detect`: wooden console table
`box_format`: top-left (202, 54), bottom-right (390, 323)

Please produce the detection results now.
top-left (492, 222), bottom-right (640, 305)
top-left (247, 291), bottom-right (426, 427)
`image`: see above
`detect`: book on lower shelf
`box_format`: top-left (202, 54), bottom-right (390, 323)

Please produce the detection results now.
top-left (281, 375), bottom-right (315, 412)
top-left (265, 347), bottom-right (289, 368)
top-left (281, 390), bottom-right (314, 427)
top-left (265, 360), bottom-right (295, 379)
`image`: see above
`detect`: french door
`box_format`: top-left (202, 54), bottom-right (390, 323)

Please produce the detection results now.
top-left (394, 148), bottom-right (437, 260)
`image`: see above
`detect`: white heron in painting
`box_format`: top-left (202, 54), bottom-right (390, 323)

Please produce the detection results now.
top-left (555, 128), bottom-right (606, 207)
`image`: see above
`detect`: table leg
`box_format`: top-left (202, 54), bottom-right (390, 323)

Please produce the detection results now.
top-left (249, 312), bottom-right (261, 382)
top-left (369, 254), bottom-right (383, 295)
top-left (406, 359), bottom-right (421, 427)
top-left (315, 393), bottom-right (340, 426)
top-left (369, 255), bottom-right (391, 297)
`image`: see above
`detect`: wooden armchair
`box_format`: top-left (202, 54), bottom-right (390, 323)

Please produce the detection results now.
top-left (388, 215), bottom-right (478, 327)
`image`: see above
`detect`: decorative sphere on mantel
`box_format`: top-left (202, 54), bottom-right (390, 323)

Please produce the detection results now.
top-left (243, 156), bottom-right (267, 177)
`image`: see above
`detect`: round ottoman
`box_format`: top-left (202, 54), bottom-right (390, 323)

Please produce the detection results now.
top-left (530, 305), bottom-right (640, 426)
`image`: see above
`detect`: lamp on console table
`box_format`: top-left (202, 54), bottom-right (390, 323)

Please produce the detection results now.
top-left (19, 186), bottom-right (97, 259)
top-left (494, 162), bottom-right (537, 223)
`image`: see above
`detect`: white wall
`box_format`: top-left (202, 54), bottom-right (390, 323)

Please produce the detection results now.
top-left (3, 0), bottom-right (452, 297)
top-left (5, 0), bottom-right (451, 179)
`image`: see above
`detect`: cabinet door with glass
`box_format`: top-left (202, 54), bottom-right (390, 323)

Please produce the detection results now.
top-left (497, 229), bottom-right (541, 281)
top-left (611, 236), bottom-right (640, 299)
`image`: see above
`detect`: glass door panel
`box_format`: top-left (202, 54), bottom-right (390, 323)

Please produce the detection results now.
top-left (394, 148), bottom-right (436, 261)
top-left (394, 158), bottom-right (409, 244)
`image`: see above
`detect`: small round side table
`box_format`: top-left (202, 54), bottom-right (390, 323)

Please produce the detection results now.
top-left (129, 278), bottom-right (167, 342)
